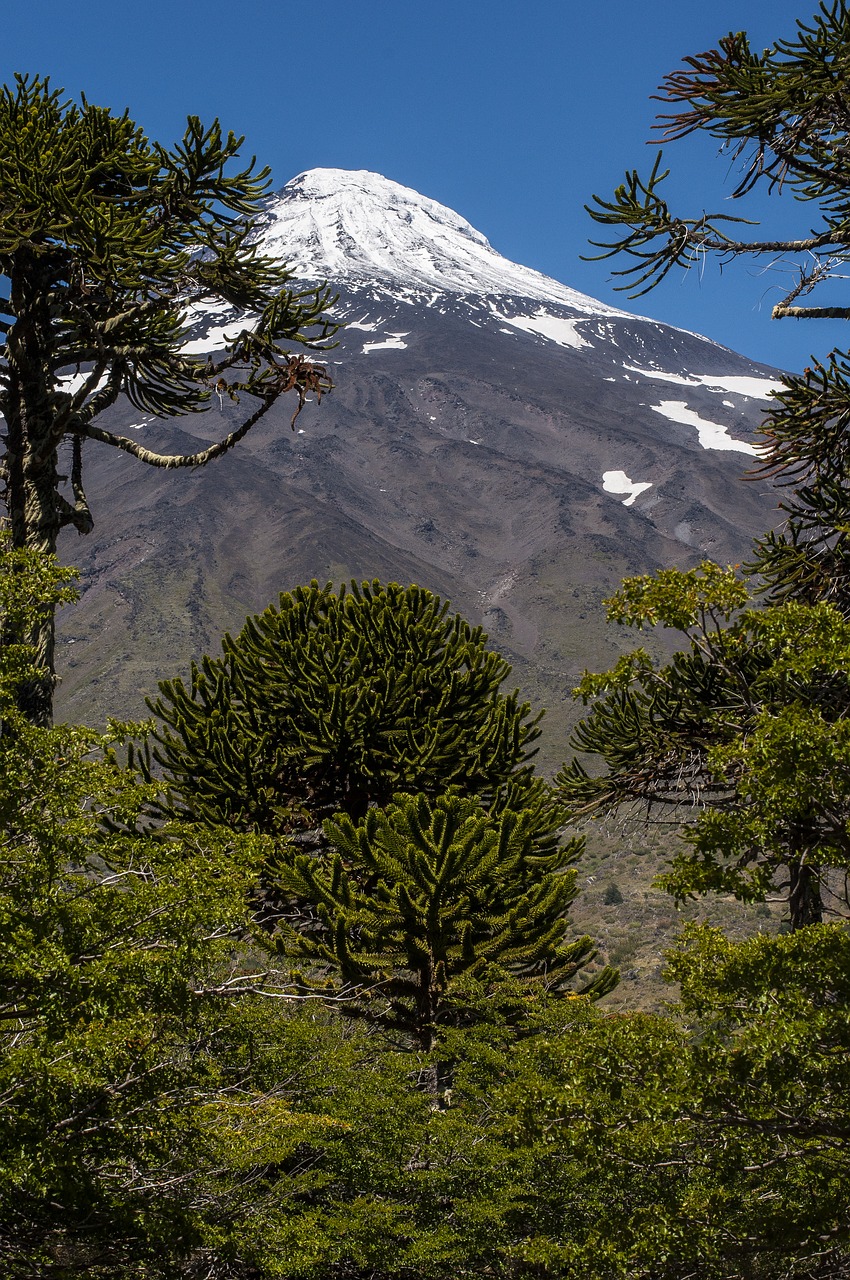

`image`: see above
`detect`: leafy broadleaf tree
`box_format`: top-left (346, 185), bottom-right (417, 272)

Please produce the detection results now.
top-left (562, 3), bottom-right (850, 931)
top-left (224, 926), bottom-right (850, 1278)
top-left (277, 791), bottom-right (616, 1056)
top-left (0, 542), bottom-right (352, 1278)
top-left (1, 732), bottom-right (254, 1277)
top-left (506, 924), bottom-right (850, 1279)
top-left (0, 74), bottom-right (336, 723)
top-left (558, 566), bottom-right (850, 928)
top-left (147, 579), bottom-right (546, 840)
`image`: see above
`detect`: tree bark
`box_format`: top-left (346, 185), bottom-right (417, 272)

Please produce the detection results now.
top-left (789, 856), bottom-right (823, 931)
top-left (4, 253), bottom-right (63, 726)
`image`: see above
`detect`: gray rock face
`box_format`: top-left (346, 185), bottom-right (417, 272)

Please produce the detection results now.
top-left (55, 170), bottom-right (783, 770)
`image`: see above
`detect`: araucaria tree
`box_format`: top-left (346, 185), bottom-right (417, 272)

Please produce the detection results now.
top-left (560, 3), bottom-right (850, 930)
top-left (146, 583), bottom-right (601, 1020)
top-left (586, 2), bottom-right (850, 319)
top-left (585, 2), bottom-right (850, 615)
top-left (279, 791), bottom-right (616, 1053)
top-left (0, 75), bottom-right (335, 723)
top-left (147, 580), bottom-right (545, 839)
top-left (583, 2), bottom-right (850, 616)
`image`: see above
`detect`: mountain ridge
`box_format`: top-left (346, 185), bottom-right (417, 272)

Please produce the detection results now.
top-left (255, 168), bottom-right (639, 314)
top-left (55, 168), bottom-right (784, 775)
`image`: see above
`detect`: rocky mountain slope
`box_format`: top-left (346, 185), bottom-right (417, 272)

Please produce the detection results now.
top-left (55, 169), bottom-right (784, 772)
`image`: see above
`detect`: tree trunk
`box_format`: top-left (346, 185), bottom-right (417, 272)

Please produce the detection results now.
top-left (789, 856), bottom-right (823, 930)
top-left (3, 254), bottom-right (63, 726)
top-left (5, 414), bottom-right (61, 727)
top-left (414, 961), bottom-right (453, 1104)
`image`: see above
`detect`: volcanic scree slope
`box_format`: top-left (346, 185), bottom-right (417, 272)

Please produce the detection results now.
top-left (56, 168), bottom-right (783, 769)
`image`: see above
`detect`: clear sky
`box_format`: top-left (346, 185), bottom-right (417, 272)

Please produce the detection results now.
top-left (3, 1), bottom-right (841, 373)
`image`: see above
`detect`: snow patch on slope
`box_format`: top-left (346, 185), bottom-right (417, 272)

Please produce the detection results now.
top-left (651, 401), bottom-right (759, 455)
top-left (623, 364), bottom-right (783, 401)
top-left (492, 307), bottom-right (590, 350)
top-left (179, 300), bottom-right (257, 354)
top-left (56, 370), bottom-right (109, 397)
top-left (602, 470), bottom-right (653, 506)
top-left (362, 332), bottom-right (409, 353)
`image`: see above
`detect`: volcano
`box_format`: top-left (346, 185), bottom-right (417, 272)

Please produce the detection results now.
top-left (55, 169), bottom-right (783, 769)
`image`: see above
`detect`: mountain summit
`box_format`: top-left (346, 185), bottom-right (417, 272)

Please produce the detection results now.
top-left (255, 168), bottom-right (631, 312)
top-left (59, 168), bottom-right (785, 772)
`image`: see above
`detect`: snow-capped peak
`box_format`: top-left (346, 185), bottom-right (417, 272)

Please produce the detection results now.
top-left (255, 168), bottom-right (632, 317)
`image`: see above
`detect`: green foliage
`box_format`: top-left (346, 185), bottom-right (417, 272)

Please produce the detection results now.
top-left (561, 561), bottom-right (757, 815)
top-left (0, 705), bottom-right (281, 1275)
top-left (0, 546), bottom-right (353, 1277)
top-left (0, 537), bottom-right (78, 708)
top-left (276, 791), bottom-right (616, 1048)
top-left (599, 561), bottom-right (749, 633)
top-left (561, 567), bottom-right (850, 925)
top-left (0, 74), bottom-right (336, 723)
top-left (585, 4), bottom-right (850, 314)
top-left (0, 736), bottom-right (249, 1274)
top-left (181, 934), bottom-right (850, 1279)
top-left (146, 585), bottom-right (611, 1053)
top-left (498, 925), bottom-right (850, 1279)
top-left (752, 352), bottom-right (850, 612)
top-left (0, 74), bottom-right (334, 431)
top-left (584, 149), bottom-right (758, 298)
top-left (663, 924), bottom-right (850, 1276)
top-left (4, 550), bottom-right (847, 1279)
top-left (148, 579), bottom-right (544, 836)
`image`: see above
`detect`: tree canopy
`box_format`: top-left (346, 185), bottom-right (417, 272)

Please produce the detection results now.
top-left (585, 2), bottom-right (850, 314)
top-left (147, 579), bottom-right (546, 839)
top-left (0, 74), bottom-right (336, 722)
top-left (278, 790), bottom-right (616, 1052)
top-left (0, 544), bottom-right (343, 1277)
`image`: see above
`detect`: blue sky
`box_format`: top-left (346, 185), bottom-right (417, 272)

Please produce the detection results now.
top-left (5, 1), bottom-right (839, 372)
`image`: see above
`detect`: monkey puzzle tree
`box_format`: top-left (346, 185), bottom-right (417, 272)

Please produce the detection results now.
top-left (561, 4), bottom-right (850, 930)
top-left (278, 791), bottom-right (616, 1057)
top-left (147, 580), bottom-right (546, 840)
top-left (586, 3), bottom-right (850, 317)
top-left (586, 1), bottom-right (850, 610)
top-left (0, 74), bottom-right (335, 724)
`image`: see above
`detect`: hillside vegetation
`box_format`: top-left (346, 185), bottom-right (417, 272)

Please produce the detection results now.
top-left (5, 7), bottom-right (850, 1274)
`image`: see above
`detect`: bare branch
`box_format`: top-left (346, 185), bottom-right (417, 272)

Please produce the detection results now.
top-left (770, 136), bottom-right (850, 195)
top-left (694, 232), bottom-right (844, 255)
top-left (191, 973), bottom-right (387, 1002)
top-left (43, 359), bottom-right (108, 456)
top-left (772, 304), bottom-right (850, 320)
top-left (68, 434), bottom-right (93, 533)
top-left (82, 393), bottom-right (278, 469)
top-left (80, 352), bottom-right (330, 466)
